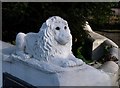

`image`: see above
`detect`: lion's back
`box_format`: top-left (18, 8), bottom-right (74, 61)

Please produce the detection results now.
top-left (25, 33), bottom-right (38, 56)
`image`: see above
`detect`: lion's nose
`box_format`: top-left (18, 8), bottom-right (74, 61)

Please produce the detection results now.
top-left (65, 35), bottom-right (71, 40)
top-left (62, 33), bottom-right (69, 38)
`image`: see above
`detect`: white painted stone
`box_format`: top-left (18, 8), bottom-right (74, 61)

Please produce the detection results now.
top-left (1, 16), bottom-right (119, 86)
top-left (2, 58), bottom-right (111, 86)
top-left (15, 16), bottom-right (83, 67)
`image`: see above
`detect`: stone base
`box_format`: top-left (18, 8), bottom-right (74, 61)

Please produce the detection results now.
top-left (1, 41), bottom-right (119, 86)
top-left (3, 60), bottom-right (111, 86)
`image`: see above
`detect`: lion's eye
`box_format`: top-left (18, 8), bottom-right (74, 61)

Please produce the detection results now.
top-left (64, 26), bottom-right (67, 30)
top-left (56, 27), bottom-right (60, 30)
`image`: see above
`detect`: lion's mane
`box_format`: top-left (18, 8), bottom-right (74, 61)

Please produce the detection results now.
top-left (25, 16), bottom-right (72, 61)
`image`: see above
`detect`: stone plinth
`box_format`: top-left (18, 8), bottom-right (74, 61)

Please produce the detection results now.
top-left (1, 41), bottom-right (117, 86)
top-left (3, 60), bottom-right (111, 86)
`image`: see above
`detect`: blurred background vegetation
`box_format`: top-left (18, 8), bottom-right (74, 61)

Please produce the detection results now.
top-left (2, 2), bottom-right (120, 62)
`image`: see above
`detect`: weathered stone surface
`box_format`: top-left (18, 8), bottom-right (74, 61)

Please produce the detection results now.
top-left (84, 22), bottom-right (119, 60)
top-left (83, 22), bottom-right (119, 86)
top-left (104, 40), bottom-right (118, 59)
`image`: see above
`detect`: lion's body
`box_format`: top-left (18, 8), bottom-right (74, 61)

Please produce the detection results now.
top-left (15, 16), bottom-right (83, 67)
top-left (24, 32), bottom-right (72, 61)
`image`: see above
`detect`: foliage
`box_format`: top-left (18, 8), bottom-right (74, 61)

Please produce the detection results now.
top-left (97, 45), bottom-right (118, 64)
top-left (76, 47), bottom-right (85, 60)
top-left (2, 2), bottom-right (118, 60)
top-left (76, 46), bottom-right (93, 64)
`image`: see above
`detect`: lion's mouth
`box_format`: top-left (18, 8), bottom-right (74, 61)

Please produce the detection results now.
top-left (57, 37), bottom-right (71, 45)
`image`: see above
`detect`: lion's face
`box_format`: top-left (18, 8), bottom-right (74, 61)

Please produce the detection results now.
top-left (52, 21), bottom-right (72, 45)
top-left (46, 16), bottom-right (72, 45)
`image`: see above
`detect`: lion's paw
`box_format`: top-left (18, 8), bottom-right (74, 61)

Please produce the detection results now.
top-left (23, 54), bottom-right (31, 59)
top-left (70, 58), bottom-right (84, 66)
top-left (75, 59), bottom-right (84, 66)
top-left (16, 51), bottom-right (31, 59)
top-left (62, 60), bottom-right (76, 67)
top-left (61, 59), bottom-right (84, 67)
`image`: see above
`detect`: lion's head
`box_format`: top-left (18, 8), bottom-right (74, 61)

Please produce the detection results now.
top-left (36, 16), bottom-right (72, 60)
top-left (46, 16), bottom-right (72, 45)
top-left (40, 16), bottom-right (72, 45)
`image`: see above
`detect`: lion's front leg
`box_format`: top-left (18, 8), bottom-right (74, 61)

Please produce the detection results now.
top-left (67, 54), bottom-right (84, 66)
top-left (50, 57), bottom-right (77, 67)
top-left (61, 59), bottom-right (76, 67)
top-left (16, 51), bottom-right (31, 59)
top-left (60, 54), bottom-right (84, 67)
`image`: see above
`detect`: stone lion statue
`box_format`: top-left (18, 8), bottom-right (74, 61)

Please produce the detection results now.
top-left (15, 16), bottom-right (84, 67)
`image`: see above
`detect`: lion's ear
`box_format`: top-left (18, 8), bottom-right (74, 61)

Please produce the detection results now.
top-left (46, 16), bottom-right (57, 27)
top-left (64, 20), bottom-right (68, 25)
top-left (40, 22), bottom-right (47, 31)
top-left (46, 17), bottom-right (53, 27)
